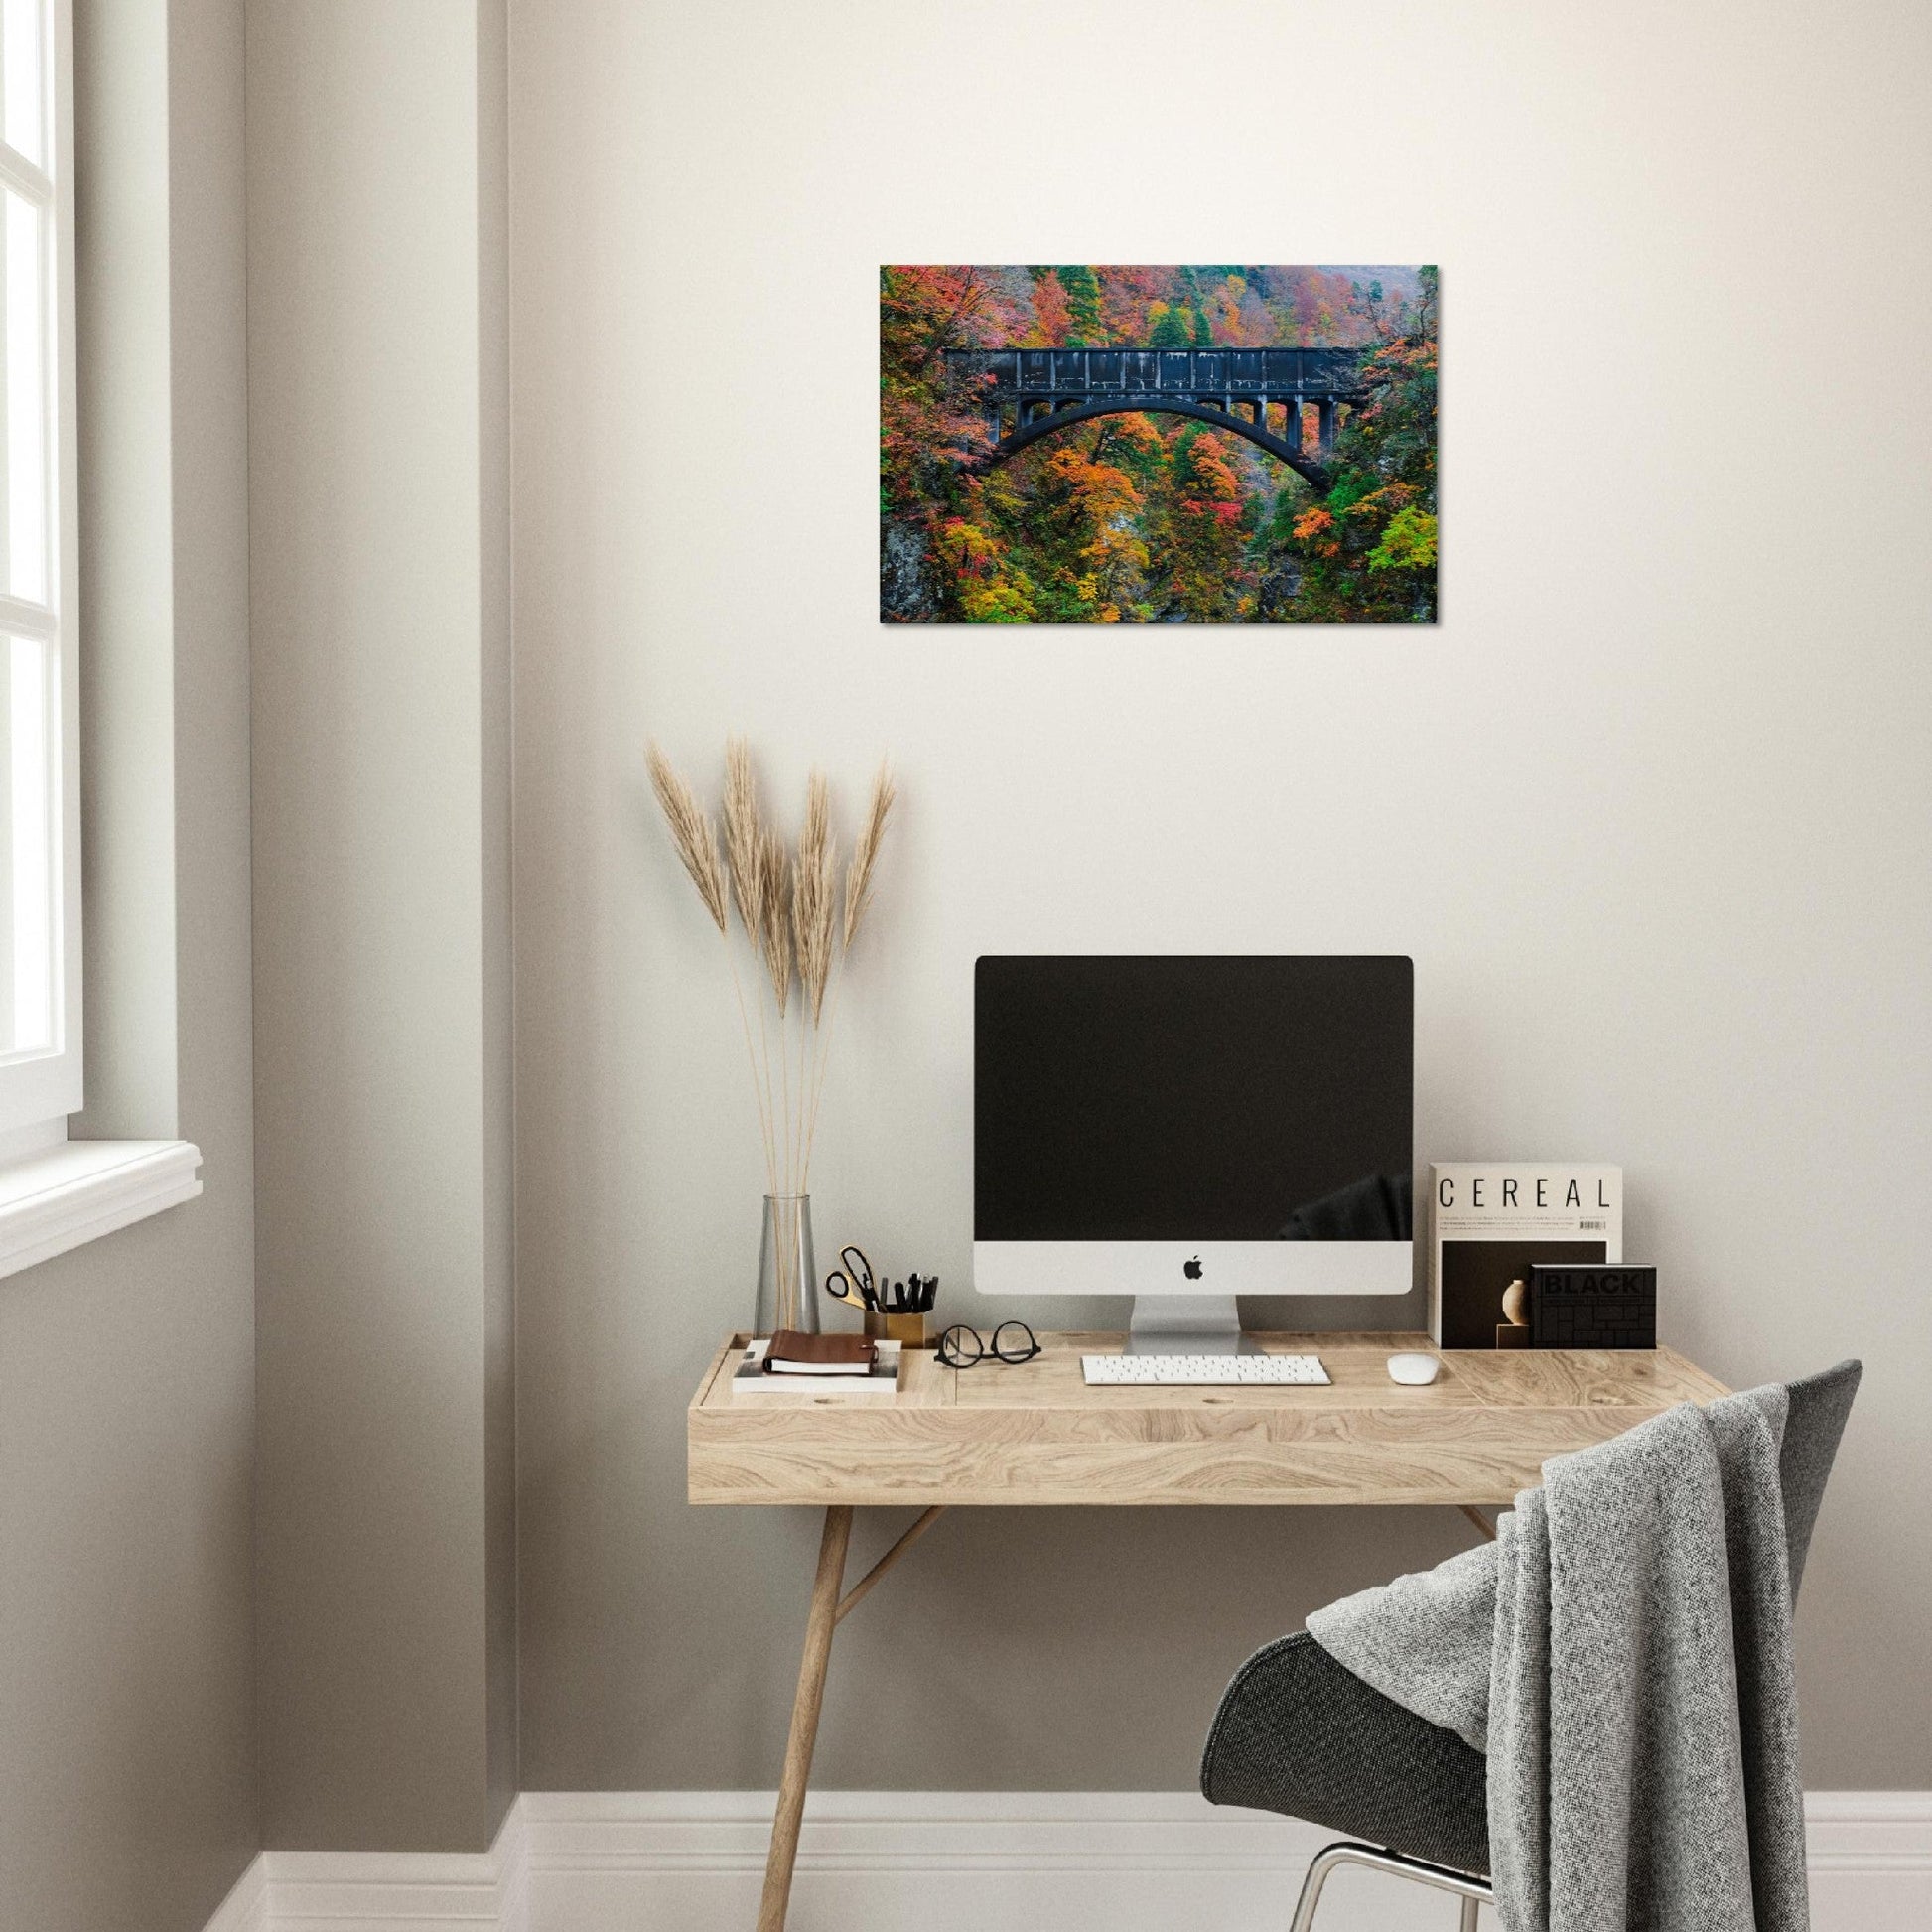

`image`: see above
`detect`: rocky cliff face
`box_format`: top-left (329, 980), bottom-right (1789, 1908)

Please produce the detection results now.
top-left (880, 520), bottom-right (940, 621)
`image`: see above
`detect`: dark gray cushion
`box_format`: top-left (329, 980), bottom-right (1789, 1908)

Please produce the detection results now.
top-left (1200, 1630), bottom-right (1491, 1875)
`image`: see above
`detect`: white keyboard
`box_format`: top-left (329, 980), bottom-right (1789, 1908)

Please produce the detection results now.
top-left (1081, 1353), bottom-right (1329, 1387)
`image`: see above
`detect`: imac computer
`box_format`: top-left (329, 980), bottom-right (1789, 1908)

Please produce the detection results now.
top-left (973, 955), bottom-right (1414, 1353)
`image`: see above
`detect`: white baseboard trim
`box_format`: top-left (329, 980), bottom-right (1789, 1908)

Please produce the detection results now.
top-left (201, 1808), bottom-right (527, 1932)
top-left (203, 1789), bottom-right (1932, 1932)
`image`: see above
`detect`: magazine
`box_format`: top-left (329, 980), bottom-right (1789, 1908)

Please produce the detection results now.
top-left (1428, 1164), bottom-right (1622, 1349)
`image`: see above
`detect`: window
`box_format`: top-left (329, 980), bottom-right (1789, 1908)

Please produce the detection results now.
top-left (0, 0), bottom-right (199, 1278)
top-left (0, 0), bottom-right (75, 1145)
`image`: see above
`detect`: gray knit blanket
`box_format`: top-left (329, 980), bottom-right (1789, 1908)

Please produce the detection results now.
top-left (1307, 1388), bottom-right (1808, 1932)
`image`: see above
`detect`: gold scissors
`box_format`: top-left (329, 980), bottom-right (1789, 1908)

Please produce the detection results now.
top-left (824, 1244), bottom-right (879, 1312)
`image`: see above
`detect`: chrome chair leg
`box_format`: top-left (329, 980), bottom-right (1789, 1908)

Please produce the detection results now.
top-left (1286, 1844), bottom-right (1349, 1932)
top-left (1289, 1841), bottom-right (1493, 1932)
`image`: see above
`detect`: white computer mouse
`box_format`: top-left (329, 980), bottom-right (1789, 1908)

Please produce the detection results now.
top-left (1386, 1351), bottom-right (1442, 1386)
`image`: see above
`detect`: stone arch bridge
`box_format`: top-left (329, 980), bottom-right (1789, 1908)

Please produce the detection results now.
top-left (944, 345), bottom-right (1365, 492)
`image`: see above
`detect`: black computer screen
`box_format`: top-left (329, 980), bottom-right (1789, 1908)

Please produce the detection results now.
top-left (974, 956), bottom-right (1414, 1242)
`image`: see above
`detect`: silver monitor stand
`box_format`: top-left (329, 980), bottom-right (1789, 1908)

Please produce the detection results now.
top-left (1124, 1293), bottom-right (1259, 1356)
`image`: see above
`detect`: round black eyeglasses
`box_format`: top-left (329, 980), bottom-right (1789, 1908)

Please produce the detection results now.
top-left (935, 1320), bottom-right (1040, 1369)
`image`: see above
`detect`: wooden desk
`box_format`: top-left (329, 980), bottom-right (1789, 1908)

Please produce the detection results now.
top-left (688, 1331), bottom-right (1727, 1930)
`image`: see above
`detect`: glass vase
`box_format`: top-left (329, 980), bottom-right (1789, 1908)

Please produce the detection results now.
top-left (755, 1194), bottom-right (818, 1338)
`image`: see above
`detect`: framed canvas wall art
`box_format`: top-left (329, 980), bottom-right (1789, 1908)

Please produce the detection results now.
top-left (880, 264), bottom-right (1438, 625)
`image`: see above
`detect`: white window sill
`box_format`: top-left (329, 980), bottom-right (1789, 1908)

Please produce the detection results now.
top-left (0, 1139), bottom-right (203, 1282)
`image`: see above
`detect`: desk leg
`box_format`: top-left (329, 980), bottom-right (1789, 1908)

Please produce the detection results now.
top-left (758, 1504), bottom-right (853, 1932)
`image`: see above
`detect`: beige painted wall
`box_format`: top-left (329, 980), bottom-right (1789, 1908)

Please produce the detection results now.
top-left (510, 0), bottom-right (1932, 1793)
top-left (249, 0), bottom-right (515, 1854)
top-left (0, 2), bottom-right (258, 1928)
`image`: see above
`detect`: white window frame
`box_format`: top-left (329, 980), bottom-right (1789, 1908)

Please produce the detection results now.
top-left (0, 0), bottom-right (200, 1278)
top-left (0, 0), bottom-right (78, 1144)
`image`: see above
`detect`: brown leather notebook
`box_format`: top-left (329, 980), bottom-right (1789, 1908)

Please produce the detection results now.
top-left (764, 1330), bottom-right (877, 1374)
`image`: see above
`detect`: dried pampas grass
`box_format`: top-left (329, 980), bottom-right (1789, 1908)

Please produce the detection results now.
top-left (723, 737), bottom-right (765, 943)
top-left (757, 826), bottom-right (794, 1017)
top-left (646, 738), bottom-right (897, 1201)
top-left (645, 744), bottom-right (727, 935)
top-left (844, 761), bottom-right (897, 948)
top-left (792, 773), bottom-right (837, 1026)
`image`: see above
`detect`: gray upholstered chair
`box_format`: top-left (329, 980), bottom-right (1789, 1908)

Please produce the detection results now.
top-left (1200, 1361), bottom-right (1862, 1931)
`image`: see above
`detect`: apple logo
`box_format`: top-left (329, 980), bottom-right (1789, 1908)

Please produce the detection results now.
top-left (1183, 1255), bottom-right (1203, 1280)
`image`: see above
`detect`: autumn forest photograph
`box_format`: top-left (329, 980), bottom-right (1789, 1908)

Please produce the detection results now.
top-left (880, 264), bottom-right (1438, 625)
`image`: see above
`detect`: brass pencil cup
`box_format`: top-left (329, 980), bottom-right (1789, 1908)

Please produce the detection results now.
top-left (865, 1310), bottom-right (927, 1348)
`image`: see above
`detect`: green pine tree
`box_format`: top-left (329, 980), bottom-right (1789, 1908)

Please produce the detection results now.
top-left (1056, 264), bottom-right (1102, 345)
top-left (1149, 303), bottom-right (1191, 348)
